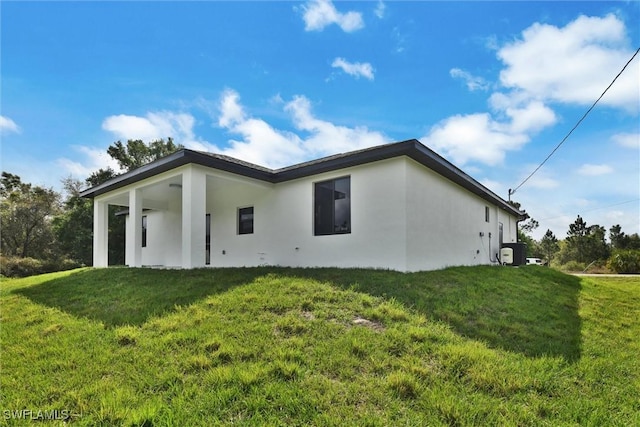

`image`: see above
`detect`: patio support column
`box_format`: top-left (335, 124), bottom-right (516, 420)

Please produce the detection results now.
top-left (182, 166), bottom-right (206, 268)
top-left (93, 199), bottom-right (109, 267)
top-left (125, 188), bottom-right (143, 267)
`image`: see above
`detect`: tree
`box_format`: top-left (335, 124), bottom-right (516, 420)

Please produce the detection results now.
top-left (565, 215), bottom-right (588, 262)
top-left (565, 216), bottom-right (609, 263)
top-left (86, 167), bottom-right (118, 187)
top-left (539, 229), bottom-right (559, 266)
top-left (628, 234), bottom-right (640, 250)
top-left (509, 200), bottom-right (538, 256)
top-left (57, 139), bottom-right (183, 265)
top-left (585, 224), bottom-right (609, 262)
top-left (100, 140), bottom-right (183, 263)
top-left (54, 168), bottom-right (128, 265)
top-left (107, 138), bottom-right (183, 172)
top-left (609, 224), bottom-right (626, 249)
top-left (508, 201), bottom-right (536, 233)
top-left (1, 172), bottom-right (61, 259)
top-left (52, 177), bottom-right (95, 265)
top-left (610, 224), bottom-right (640, 250)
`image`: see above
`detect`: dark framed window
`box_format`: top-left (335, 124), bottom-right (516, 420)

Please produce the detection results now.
top-left (238, 207), bottom-right (254, 235)
top-left (485, 206), bottom-right (490, 223)
top-left (205, 214), bottom-right (211, 265)
top-left (314, 176), bottom-right (350, 236)
top-left (141, 215), bottom-right (147, 247)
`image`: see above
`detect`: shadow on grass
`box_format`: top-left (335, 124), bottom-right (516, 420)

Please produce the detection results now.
top-left (15, 265), bottom-right (582, 361)
top-left (14, 267), bottom-right (266, 328)
top-left (284, 266), bottom-right (583, 362)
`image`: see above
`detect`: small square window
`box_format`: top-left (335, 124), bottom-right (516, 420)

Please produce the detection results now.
top-left (238, 207), bottom-right (254, 235)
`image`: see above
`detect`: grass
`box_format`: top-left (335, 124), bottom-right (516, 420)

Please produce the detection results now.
top-left (1, 266), bottom-right (638, 426)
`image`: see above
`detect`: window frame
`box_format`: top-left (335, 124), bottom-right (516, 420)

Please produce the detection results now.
top-left (485, 206), bottom-right (490, 223)
top-left (238, 206), bottom-right (254, 235)
top-left (313, 176), bottom-right (351, 236)
top-left (205, 213), bottom-right (211, 265)
top-left (141, 215), bottom-right (147, 247)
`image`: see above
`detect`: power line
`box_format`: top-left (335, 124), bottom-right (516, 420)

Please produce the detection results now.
top-left (509, 46), bottom-right (640, 199)
top-left (538, 198), bottom-right (640, 221)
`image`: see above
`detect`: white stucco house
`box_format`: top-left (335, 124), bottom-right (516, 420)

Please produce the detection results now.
top-left (80, 139), bottom-right (525, 272)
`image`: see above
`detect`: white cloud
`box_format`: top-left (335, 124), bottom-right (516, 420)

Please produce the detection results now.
top-left (577, 163), bottom-right (614, 176)
top-left (56, 146), bottom-right (123, 178)
top-left (217, 89), bottom-right (246, 128)
top-left (422, 113), bottom-right (528, 166)
top-left (450, 68), bottom-right (490, 91)
top-left (102, 114), bottom-right (163, 141)
top-left (0, 115), bottom-right (20, 134)
top-left (101, 111), bottom-right (210, 151)
top-left (605, 210), bottom-right (625, 222)
top-left (214, 90), bottom-right (306, 168)
top-left (374, 1), bottom-right (385, 19)
top-left (214, 89), bottom-right (389, 168)
top-left (301, 0), bottom-right (364, 32)
top-left (331, 58), bottom-right (375, 80)
top-left (421, 100), bottom-right (555, 166)
top-left (526, 174), bottom-right (560, 190)
top-left (503, 101), bottom-right (557, 134)
top-left (575, 198), bottom-right (593, 208)
top-left (611, 132), bottom-right (639, 149)
top-left (427, 13), bottom-right (638, 168)
top-left (479, 178), bottom-right (505, 195)
top-left (497, 14), bottom-right (639, 113)
top-left (285, 95), bottom-right (389, 155)
top-left (58, 89), bottom-right (392, 177)
top-left (58, 110), bottom-right (216, 178)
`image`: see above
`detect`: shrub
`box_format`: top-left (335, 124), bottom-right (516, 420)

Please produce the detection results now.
top-left (558, 261), bottom-right (586, 273)
top-left (0, 256), bottom-right (81, 278)
top-left (0, 256), bottom-right (43, 278)
top-left (607, 250), bottom-right (640, 274)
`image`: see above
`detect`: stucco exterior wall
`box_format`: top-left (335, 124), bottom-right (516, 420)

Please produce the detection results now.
top-left (205, 171), bottom-right (274, 268)
top-left (405, 158), bottom-right (518, 271)
top-left (126, 191), bottom-right (183, 267)
top-left (263, 157), bottom-right (408, 271)
top-left (108, 157), bottom-right (519, 272)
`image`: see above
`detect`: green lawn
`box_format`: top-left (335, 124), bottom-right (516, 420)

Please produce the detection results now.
top-left (1, 266), bottom-right (638, 426)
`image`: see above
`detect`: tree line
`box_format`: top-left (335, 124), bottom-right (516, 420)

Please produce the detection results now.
top-left (1, 139), bottom-right (638, 276)
top-left (1, 139), bottom-right (182, 277)
top-left (517, 211), bottom-right (640, 273)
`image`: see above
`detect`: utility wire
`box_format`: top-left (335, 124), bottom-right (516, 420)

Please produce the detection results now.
top-left (538, 198), bottom-right (640, 221)
top-left (509, 46), bottom-right (640, 198)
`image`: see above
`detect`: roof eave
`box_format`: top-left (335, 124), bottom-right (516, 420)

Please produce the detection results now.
top-left (79, 150), bottom-right (191, 199)
top-left (79, 149), bottom-right (275, 199)
top-left (79, 140), bottom-right (522, 219)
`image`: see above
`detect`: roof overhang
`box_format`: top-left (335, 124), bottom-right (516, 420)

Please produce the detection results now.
top-left (80, 139), bottom-right (524, 219)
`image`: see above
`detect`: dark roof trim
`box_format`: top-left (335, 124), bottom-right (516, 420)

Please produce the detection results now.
top-left (80, 139), bottom-right (523, 218)
top-left (78, 150), bottom-right (274, 199)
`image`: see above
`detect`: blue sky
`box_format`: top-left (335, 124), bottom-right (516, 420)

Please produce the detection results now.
top-left (1, 1), bottom-right (639, 240)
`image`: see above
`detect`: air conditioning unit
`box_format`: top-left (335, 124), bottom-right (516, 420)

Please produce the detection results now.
top-left (501, 247), bottom-right (514, 265)
top-left (502, 243), bottom-right (527, 266)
